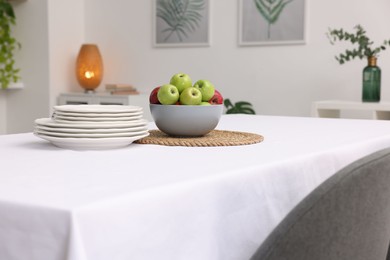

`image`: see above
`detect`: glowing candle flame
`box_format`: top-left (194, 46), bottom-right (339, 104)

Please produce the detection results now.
top-left (84, 71), bottom-right (94, 79)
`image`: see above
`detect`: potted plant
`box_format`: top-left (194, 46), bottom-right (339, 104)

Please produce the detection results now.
top-left (0, 0), bottom-right (21, 89)
top-left (327, 25), bottom-right (390, 102)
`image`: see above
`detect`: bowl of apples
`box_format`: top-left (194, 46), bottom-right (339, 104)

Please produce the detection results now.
top-left (149, 73), bottom-right (224, 137)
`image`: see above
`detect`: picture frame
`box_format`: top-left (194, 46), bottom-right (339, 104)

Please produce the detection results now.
top-left (153, 0), bottom-right (211, 47)
top-left (239, 0), bottom-right (306, 46)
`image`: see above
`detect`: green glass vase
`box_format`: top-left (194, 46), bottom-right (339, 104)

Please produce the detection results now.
top-left (362, 56), bottom-right (381, 102)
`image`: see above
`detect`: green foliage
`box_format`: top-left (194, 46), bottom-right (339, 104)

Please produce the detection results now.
top-left (224, 99), bottom-right (256, 115)
top-left (157, 0), bottom-right (205, 42)
top-left (0, 0), bottom-right (20, 89)
top-left (327, 25), bottom-right (390, 65)
top-left (254, 0), bottom-right (293, 39)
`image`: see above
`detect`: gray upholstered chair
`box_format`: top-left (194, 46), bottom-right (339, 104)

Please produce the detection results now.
top-left (250, 148), bottom-right (390, 260)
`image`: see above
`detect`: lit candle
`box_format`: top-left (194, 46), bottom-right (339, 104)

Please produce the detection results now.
top-left (76, 44), bottom-right (103, 92)
top-left (84, 71), bottom-right (95, 79)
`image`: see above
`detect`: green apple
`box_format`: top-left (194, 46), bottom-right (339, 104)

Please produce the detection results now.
top-left (200, 101), bottom-right (211, 106)
top-left (179, 87), bottom-right (202, 105)
top-left (193, 79), bottom-right (215, 102)
top-left (157, 84), bottom-right (179, 105)
top-left (170, 73), bottom-right (192, 93)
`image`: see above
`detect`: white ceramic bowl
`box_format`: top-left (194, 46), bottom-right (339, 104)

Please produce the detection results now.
top-left (150, 104), bottom-right (223, 136)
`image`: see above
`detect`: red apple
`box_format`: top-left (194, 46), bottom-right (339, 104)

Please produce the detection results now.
top-left (208, 89), bottom-right (223, 105)
top-left (149, 86), bottom-right (161, 104)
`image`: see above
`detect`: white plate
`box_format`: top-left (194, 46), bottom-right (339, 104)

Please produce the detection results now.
top-left (34, 129), bottom-right (148, 138)
top-left (54, 111), bottom-right (143, 118)
top-left (53, 114), bottom-right (143, 122)
top-left (35, 118), bottom-right (149, 129)
top-left (35, 125), bottom-right (148, 134)
top-left (53, 118), bottom-right (146, 124)
top-left (34, 132), bottom-right (149, 150)
top-left (54, 105), bottom-right (142, 113)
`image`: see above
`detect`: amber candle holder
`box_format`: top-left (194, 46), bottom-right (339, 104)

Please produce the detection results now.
top-left (76, 44), bottom-right (103, 92)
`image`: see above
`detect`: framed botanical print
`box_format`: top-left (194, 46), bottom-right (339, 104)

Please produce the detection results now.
top-left (239, 0), bottom-right (306, 46)
top-left (153, 0), bottom-right (211, 47)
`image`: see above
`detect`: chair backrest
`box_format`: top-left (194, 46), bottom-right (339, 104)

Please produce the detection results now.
top-left (250, 148), bottom-right (390, 260)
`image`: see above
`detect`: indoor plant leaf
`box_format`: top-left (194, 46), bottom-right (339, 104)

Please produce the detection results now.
top-left (224, 99), bottom-right (256, 115)
top-left (0, 0), bottom-right (20, 89)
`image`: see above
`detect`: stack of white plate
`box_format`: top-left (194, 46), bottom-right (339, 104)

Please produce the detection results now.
top-left (34, 105), bottom-right (149, 150)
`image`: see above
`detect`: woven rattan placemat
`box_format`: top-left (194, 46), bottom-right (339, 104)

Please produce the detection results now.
top-left (135, 130), bottom-right (264, 147)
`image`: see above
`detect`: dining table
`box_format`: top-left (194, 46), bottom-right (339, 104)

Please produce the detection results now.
top-left (2, 114), bottom-right (390, 260)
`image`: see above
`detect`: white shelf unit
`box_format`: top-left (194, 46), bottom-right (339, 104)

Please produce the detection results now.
top-left (0, 82), bottom-right (24, 90)
top-left (312, 100), bottom-right (390, 120)
top-left (58, 92), bottom-right (152, 121)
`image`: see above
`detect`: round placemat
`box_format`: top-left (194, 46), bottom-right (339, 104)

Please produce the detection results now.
top-left (135, 130), bottom-right (264, 147)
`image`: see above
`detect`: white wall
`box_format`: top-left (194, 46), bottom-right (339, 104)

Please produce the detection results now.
top-left (1, 0), bottom-right (84, 134)
top-left (0, 92), bottom-right (5, 134)
top-left (2, 0), bottom-right (390, 134)
top-left (84, 0), bottom-right (390, 117)
top-left (47, 0), bottom-right (84, 109)
top-left (5, 0), bottom-right (50, 134)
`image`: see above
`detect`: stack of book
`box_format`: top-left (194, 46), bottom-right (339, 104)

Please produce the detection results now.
top-left (105, 84), bottom-right (139, 95)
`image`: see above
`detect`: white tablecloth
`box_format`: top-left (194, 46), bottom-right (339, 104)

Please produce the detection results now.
top-left (2, 115), bottom-right (390, 260)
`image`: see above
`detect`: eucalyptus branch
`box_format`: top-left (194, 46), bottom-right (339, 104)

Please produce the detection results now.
top-left (327, 25), bottom-right (390, 64)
